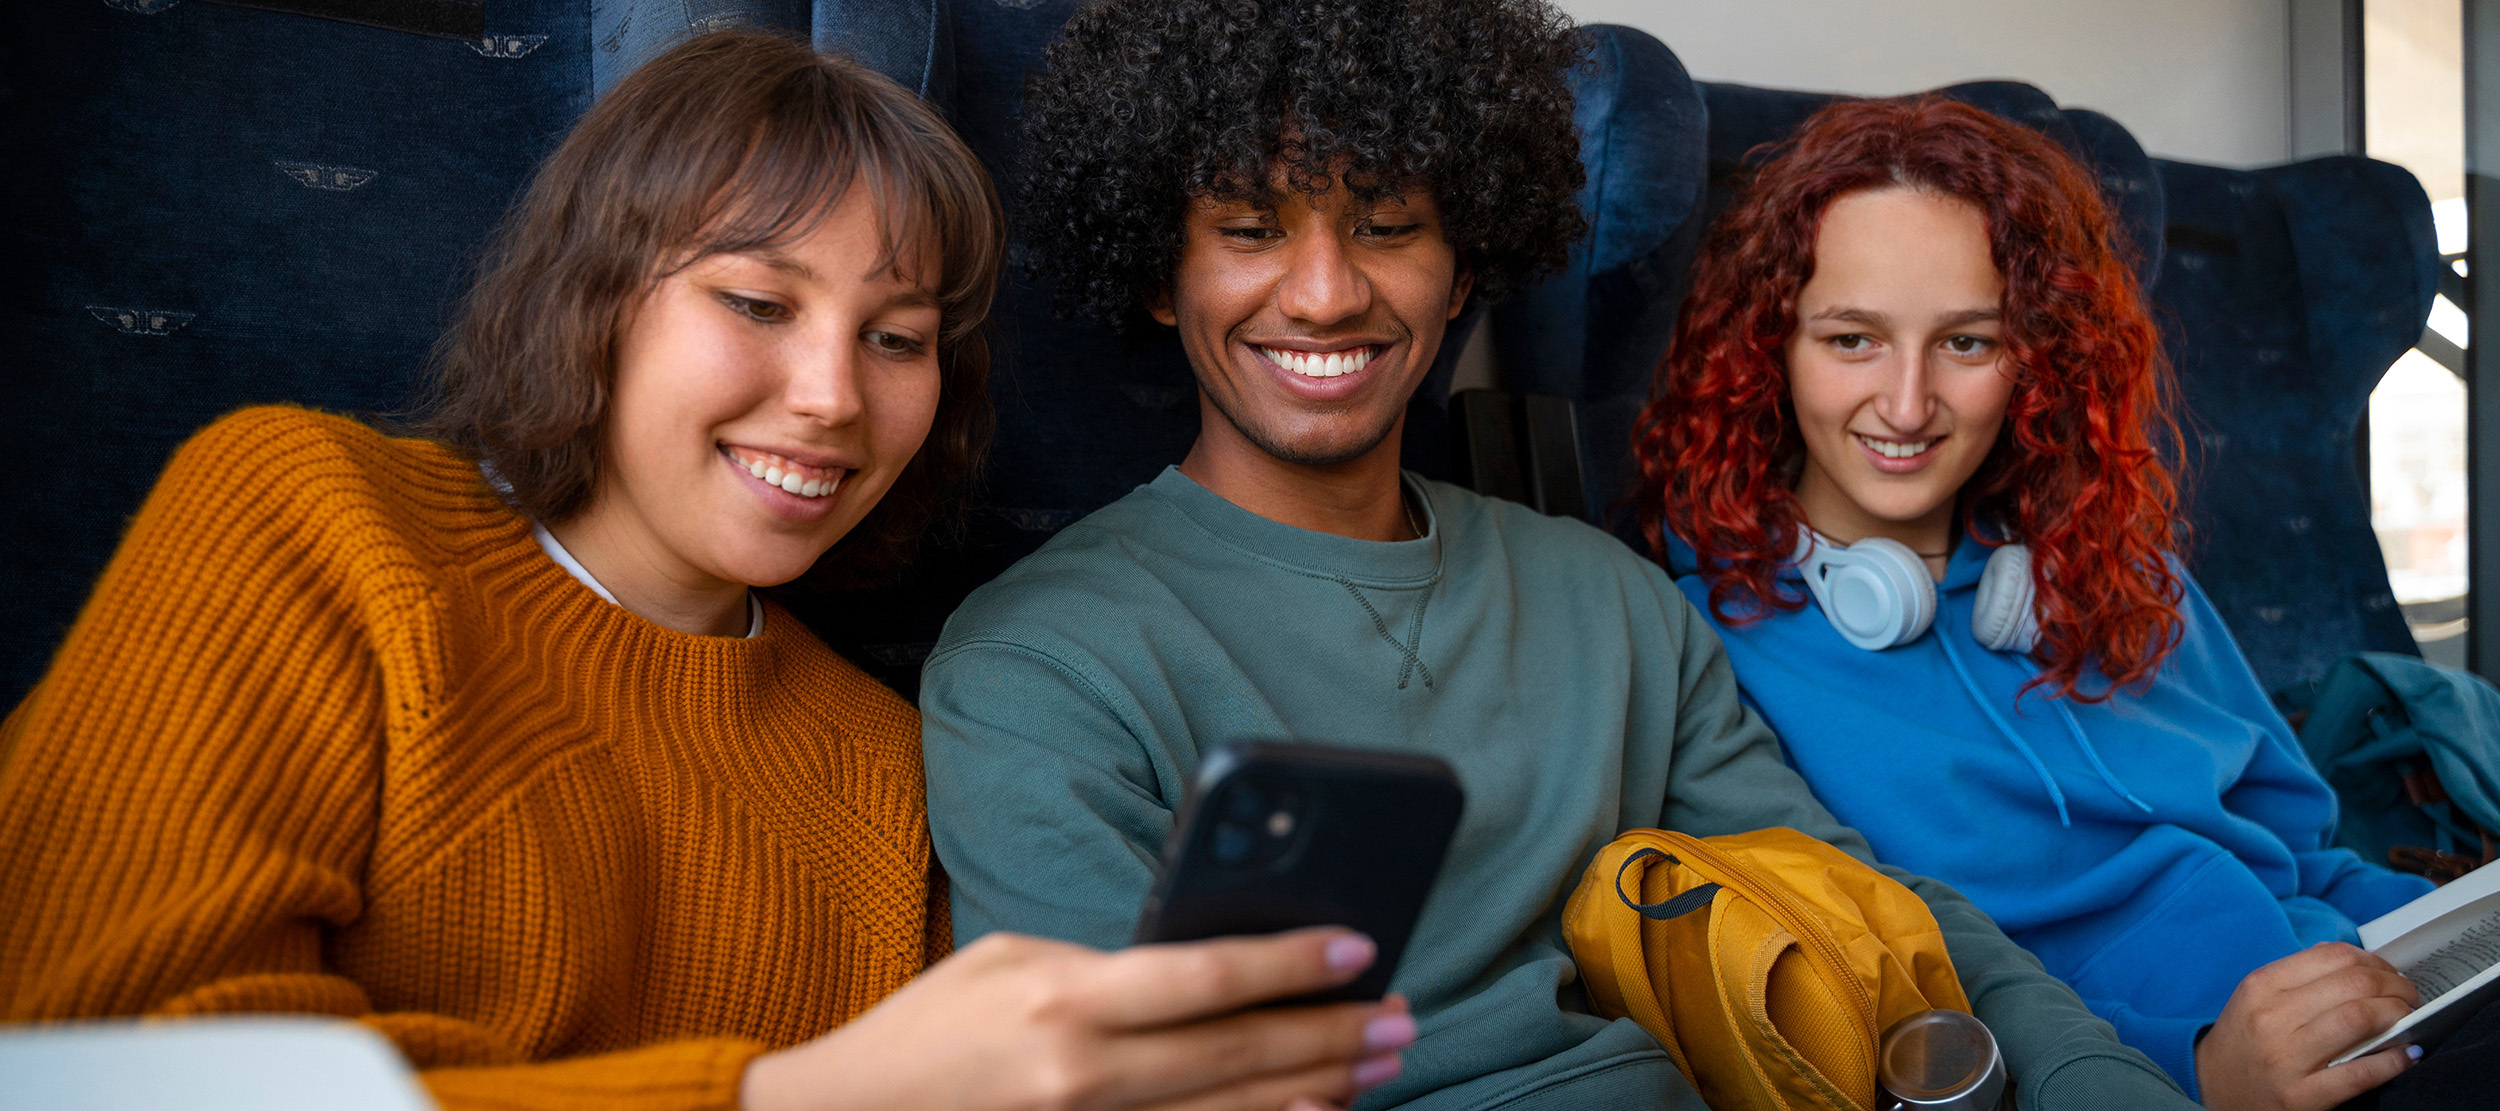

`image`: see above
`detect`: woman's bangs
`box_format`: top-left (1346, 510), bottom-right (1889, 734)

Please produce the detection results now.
top-left (686, 117), bottom-right (989, 346)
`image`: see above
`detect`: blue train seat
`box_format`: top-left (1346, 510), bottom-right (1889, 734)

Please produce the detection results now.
top-left (3, 1), bottom-right (598, 706)
top-left (1488, 24), bottom-right (1708, 526)
top-left (2153, 156), bottom-right (2439, 694)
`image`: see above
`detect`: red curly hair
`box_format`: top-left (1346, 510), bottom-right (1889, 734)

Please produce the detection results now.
top-left (1632, 97), bottom-right (2185, 700)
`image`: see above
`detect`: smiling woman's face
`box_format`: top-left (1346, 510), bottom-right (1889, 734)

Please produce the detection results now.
top-left (564, 184), bottom-right (944, 625)
top-left (1786, 187), bottom-right (2015, 551)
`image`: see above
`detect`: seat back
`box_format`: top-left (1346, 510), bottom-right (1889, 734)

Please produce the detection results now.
top-left (1, 0), bottom-right (597, 706)
top-left (1489, 24), bottom-right (1708, 525)
top-left (2154, 156), bottom-right (2438, 693)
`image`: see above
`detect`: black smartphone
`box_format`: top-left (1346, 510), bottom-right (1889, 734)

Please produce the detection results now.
top-left (1134, 741), bottom-right (1466, 1003)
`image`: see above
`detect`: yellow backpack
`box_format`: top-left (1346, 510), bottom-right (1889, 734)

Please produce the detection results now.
top-left (1562, 827), bottom-right (1972, 1111)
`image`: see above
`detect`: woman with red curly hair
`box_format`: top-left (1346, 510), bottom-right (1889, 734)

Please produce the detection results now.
top-left (1634, 98), bottom-right (2440, 1111)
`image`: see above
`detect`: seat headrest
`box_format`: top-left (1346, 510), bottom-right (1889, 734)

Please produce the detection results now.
top-left (1490, 23), bottom-right (1705, 518)
top-left (2262, 157), bottom-right (2442, 398)
top-left (1575, 24), bottom-right (1709, 276)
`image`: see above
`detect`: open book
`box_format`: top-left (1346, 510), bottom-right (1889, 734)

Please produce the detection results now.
top-left (2330, 860), bottom-right (2500, 1066)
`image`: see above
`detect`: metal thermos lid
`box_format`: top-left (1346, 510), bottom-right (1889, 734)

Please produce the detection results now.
top-left (1878, 1009), bottom-right (2008, 1111)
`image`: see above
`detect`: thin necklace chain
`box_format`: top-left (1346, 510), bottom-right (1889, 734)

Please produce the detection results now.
top-left (1402, 489), bottom-right (1425, 541)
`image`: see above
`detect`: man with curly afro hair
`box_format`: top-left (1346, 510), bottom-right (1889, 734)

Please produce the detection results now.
top-left (922, 2), bottom-right (2196, 1108)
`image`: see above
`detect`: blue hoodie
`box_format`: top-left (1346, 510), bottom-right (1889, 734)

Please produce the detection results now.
top-left (1676, 534), bottom-right (2431, 1099)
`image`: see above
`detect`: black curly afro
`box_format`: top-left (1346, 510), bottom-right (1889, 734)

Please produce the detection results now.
top-left (1018, 0), bottom-right (1590, 331)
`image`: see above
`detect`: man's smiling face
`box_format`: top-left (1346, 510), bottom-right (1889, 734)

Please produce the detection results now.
top-left (1153, 176), bottom-right (1472, 470)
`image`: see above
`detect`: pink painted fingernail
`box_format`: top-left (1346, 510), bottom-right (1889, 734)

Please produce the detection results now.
top-left (1325, 933), bottom-right (1377, 974)
top-left (1364, 1012), bottom-right (1417, 1053)
top-left (1353, 1052), bottom-right (1403, 1090)
top-left (2408, 1045), bottom-right (2425, 1061)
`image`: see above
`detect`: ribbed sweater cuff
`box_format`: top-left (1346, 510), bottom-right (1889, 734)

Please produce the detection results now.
top-left (421, 1038), bottom-right (769, 1111)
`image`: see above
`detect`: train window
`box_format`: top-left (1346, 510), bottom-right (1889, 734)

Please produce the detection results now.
top-left (2364, 0), bottom-right (2468, 665)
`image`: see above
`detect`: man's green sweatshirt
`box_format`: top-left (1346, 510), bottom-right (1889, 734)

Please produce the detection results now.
top-left (920, 468), bottom-right (2190, 1111)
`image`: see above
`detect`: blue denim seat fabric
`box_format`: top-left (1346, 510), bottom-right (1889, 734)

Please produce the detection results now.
top-left (1489, 24), bottom-right (1706, 525)
top-left (2153, 156), bottom-right (2438, 694)
top-left (1, 1), bottom-right (595, 706)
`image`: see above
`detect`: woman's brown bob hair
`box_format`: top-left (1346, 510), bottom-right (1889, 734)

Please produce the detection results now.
top-left (420, 30), bottom-right (1003, 587)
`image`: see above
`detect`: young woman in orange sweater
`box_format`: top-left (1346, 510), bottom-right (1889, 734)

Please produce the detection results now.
top-left (0, 32), bottom-right (1410, 1111)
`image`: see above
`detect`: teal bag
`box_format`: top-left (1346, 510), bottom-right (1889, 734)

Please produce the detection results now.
top-left (2286, 652), bottom-right (2500, 879)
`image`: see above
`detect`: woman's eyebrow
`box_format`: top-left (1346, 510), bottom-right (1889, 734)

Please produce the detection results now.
top-left (744, 249), bottom-right (817, 281)
top-left (1809, 306), bottom-right (1890, 327)
top-left (1934, 307), bottom-right (2002, 328)
top-left (1804, 306), bottom-right (1999, 328)
top-left (724, 251), bottom-right (938, 307)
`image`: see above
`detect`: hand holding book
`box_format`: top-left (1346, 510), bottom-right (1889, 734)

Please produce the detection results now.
top-left (2327, 859), bottom-right (2500, 1069)
top-left (2194, 943), bottom-right (2419, 1111)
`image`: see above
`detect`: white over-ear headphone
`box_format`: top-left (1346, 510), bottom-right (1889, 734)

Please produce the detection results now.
top-left (1793, 530), bottom-right (2039, 653)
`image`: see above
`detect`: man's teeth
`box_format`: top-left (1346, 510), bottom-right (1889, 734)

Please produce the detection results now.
top-left (1261, 346), bottom-right (1372, 378)
top-left (731, 450), bottom-right (844, 498)
top-left (1858, 435), bottom-right (1936, 460)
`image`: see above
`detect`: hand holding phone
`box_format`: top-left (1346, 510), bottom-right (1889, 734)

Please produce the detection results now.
top-left (1135, 741), bottom-right (1466, 1003)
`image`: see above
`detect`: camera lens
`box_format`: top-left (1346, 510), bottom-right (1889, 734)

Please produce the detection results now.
top-left (1211, 823), bottom-right (1253, 864)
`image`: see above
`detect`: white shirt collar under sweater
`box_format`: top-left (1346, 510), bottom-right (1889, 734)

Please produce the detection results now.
top-left (530, 520), bottom-right (764, 639)
top-left (483, 460), bottom-right (762, 638)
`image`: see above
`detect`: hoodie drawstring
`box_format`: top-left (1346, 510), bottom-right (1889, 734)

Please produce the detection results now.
top-left (1934, 624), bottom-right (2158, 824)
top-left (1935, 628), bottom-right (2073, 827)
top-left (2044, 675), bottom-right (2157, 815)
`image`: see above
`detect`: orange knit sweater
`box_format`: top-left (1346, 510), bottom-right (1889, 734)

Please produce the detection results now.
top-left (0, 407), bottom-right (946, 1110)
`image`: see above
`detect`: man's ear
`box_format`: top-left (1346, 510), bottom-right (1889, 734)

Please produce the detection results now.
top-left (1446, 261), bottom-right (1474, 320)
top-left (1148, 286), bottom-right (1178, 327)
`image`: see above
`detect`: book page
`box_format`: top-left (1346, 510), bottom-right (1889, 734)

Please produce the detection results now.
top-left (2361, 859), bottom-right (2500, 951)
top-left (2406, 910), bottom-right (2500, 1003)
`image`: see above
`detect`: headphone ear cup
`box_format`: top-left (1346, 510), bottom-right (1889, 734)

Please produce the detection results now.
top-left (1798, 535), bottom-right (1936, 650)
top-left (1972, 544), bottom-right (2040, 653)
